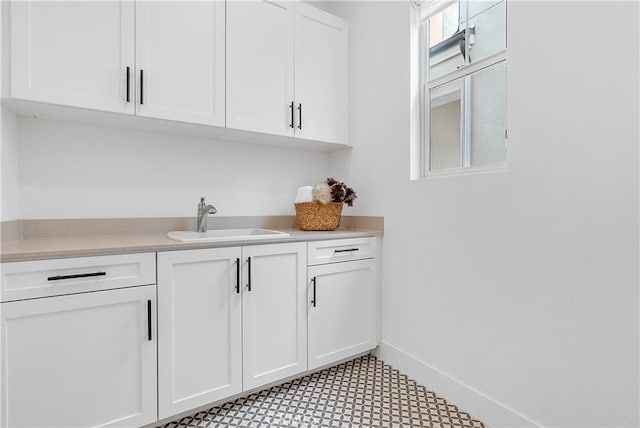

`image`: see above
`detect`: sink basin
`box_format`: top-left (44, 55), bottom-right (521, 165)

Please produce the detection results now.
top-left (167, 228), bottom-right (290, 243)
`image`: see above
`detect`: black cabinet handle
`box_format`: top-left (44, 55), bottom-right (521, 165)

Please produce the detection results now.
top-left (311, 276), bottom-right (316, 307)
top-left (297, 103), bottom-right (302, 130)
top-left (140, 69), bottom-right (144, 105)
top-left (147, 300), bottom-right (152, 341)
top-left (334, 248), bottom-right (359, 253)
top-left (235, 258), bottom-right (240, 294)
top-left (125, 66), bottom-right (130, 102)
top-left (246, 257), bottom-right (252, 291)
top-left (289, 101), bottom-right (294, 128)
top-left (47, 272), bottom-right (106, 281)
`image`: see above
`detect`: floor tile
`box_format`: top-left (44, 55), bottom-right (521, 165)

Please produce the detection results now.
top-left (160, 355), bottom-right (485, 428)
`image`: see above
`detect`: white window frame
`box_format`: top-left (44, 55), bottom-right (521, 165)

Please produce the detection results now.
top-left (420, 0), bottom-right (508, 178)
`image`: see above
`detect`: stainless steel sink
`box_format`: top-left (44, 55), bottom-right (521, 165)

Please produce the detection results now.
top-left (167, 228), bottom-right (290, 243)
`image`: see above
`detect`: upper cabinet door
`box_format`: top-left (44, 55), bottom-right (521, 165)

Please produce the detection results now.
top-left (226, 1), bottom-right (295, 137)
top-left (294, 3), bottom-right (349, 145)
top-left (10, 1), bottom-right (135, 114)
top-left (135, 1), bottom-right (225, 127)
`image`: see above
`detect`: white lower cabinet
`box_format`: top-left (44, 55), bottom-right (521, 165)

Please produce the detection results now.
top-left (242, 243), bottom-right (307, 390)
top-left (157, 247), bottom-right (243, 419)
top-left (0, 285), bottom-right (157, 428)
top-left (157, 242), bottom-right (307, 415)
top-left (308, 259), bottom-right (378, 370)
top-left (1, 237), bottom-right (378, 427)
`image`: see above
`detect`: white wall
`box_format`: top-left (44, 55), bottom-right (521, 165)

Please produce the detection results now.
top-left (1, 107), bottom-right (19, 221)
top-left (329, 1), bottom-right (639, 427)
top-left (15, 117), bottom-right (332, 219)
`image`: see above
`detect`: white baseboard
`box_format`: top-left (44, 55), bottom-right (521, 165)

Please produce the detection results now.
top-left (374, 340), bottom-right (543, 428)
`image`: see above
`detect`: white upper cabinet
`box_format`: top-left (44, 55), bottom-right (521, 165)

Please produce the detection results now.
top-left (294, 3), bottom-right (349, 145)
top-left (135, 1), bottom-right (225, 126)
top-left (226, 1), bottom-right (348, 145)
top-left (10, 0), bottom-right (225, 127)
top-left (226, 1), bottom-right (295, 137)
top-left (10, 1), bottom-right (135, 114)
top-left (9, 0), bottom-right (348, 147)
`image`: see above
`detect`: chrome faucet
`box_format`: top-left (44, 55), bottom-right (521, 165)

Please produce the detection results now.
top-left (196, 197), bottom-right (217, 232)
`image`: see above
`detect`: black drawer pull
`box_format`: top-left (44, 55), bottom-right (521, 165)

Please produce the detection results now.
top-left (147, 300), bottom-right (152, 341)
top-left (311, 276), bottom-right (317, 307)
top-left (47, 272), bottom-right (106, 281)
top-left (125, 66), bottom-right (131, 102)
top-left (235, 258), bottom-right (240, 294)
top-left (289, 101), bottom-right (294, 128)
top-left (246, 257), bottom-right (252, 291)
top-left (334, 248), bottom-right (359, 253)
top-left (140, 69), bottom-right (144, 104)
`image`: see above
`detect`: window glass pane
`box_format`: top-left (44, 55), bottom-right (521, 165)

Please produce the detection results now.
top-left (460, 0), bottom-right (502, 22)
top-left (469, 62), bottom-right (506, 167)
top-left (429, 78), bottom-right (463, 171)
top-left (466, 1), bottom-right (506, 64)
top-left (427, 1), bottom-right (463, 81)
top-left (428, 2), bottom-right (460, 47)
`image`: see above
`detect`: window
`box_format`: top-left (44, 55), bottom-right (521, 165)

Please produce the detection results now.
top-left (421, 0), bottom-right (507, 176)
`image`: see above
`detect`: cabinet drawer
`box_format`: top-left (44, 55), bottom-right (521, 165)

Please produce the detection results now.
top-left (1, 253), bottom-right (156, 302)
top-left (307, 237), bottom-right (376, 265)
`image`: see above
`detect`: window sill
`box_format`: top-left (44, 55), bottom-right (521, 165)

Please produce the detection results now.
top-left (419, 165), bottom-right (508, 180)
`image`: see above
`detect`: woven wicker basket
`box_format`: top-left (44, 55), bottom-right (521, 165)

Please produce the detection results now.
top-left (295, 202), bottom-right (343, 231)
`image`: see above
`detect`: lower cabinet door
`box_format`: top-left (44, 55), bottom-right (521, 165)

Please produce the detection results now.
top-left (157, 248), bottom-right (242, 418)
top-left (1, 285), bottom-right (158, 428)
top-left (308, 259), bottom-right (378, 370)
top-left (242, 242), bottom-right (307, 390)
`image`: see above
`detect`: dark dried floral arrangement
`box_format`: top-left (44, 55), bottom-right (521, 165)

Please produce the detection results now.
top-left (312, 177), bottom-right (357, 207)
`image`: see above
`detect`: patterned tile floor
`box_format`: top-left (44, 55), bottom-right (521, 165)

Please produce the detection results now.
top-left (161, 355), bottom-right (485, 428)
